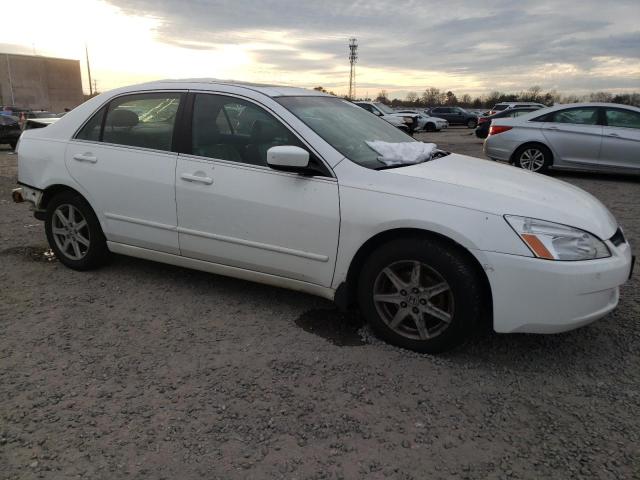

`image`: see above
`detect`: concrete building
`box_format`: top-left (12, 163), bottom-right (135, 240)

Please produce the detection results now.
top-left (0, 53), bottom-right (85, 112)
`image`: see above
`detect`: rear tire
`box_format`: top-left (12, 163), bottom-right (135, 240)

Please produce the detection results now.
top-left (513, 144), bottom-right (552, 173)
top-left (357, 237), bottom-right (483, 353)
top-left (9, 141), bottom-right (17, 150)
top-left (45, 191), bottom-right (109, 270)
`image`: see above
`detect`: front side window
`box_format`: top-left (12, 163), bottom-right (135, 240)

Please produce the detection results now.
top-left (277, 96), bottom-right (413, 169)
top-left (101, 93), bottom-right (182, 151)
top-left (605, 109), bottom-right (640, 129)
top-left (191, 94), bottom-right (306, 167)
top-left (551, 107), bottom-right (599, 125)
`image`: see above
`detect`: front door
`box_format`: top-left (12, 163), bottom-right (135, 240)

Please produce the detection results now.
top-left (175, 93), bottom-right (340, 287)
top-left (66, 91), bottom-right (184, 254)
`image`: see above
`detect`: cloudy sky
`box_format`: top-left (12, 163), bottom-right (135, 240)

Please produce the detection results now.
top-left (2, 0), bottom-right (639, 98)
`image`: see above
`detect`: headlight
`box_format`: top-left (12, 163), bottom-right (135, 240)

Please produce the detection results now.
top-left (505, 216), bottom-right (610, 261)
top-left (403, 117), bottom-right (414, 124)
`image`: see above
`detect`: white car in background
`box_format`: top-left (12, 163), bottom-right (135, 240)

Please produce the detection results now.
top-left (488, 102), bottom-right (546, 115)
top-left (395, 110), bottom-right (448, 132)
top-left (12, 80), bottom-right (634, 353)
top-left (484, 103), bottom-right (640, 174)
top-left (354, 101), bottom-right (419, 133)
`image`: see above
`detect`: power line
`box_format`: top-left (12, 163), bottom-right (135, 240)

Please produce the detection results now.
top-left (348, 38), bottom-right (358, 100)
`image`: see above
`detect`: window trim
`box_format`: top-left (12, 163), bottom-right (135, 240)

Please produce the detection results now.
top-left (603, 107), bottom-right (640, 130)
top-left (178, 91), bottom-right (335, 178)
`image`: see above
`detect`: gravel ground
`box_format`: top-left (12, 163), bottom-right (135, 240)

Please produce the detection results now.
top-left (1, 131), bottom-right (639, 479)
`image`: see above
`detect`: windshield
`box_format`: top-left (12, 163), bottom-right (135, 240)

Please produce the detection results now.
top-left (277, 96), bottom-right (414, 169)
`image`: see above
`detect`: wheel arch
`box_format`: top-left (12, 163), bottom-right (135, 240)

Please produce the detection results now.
top-left (40, 184), bottom-right (87, 210)
top-left (335, 228), bottom-right (493, 329)
top-left (509, 141), bottom-right (554, 165)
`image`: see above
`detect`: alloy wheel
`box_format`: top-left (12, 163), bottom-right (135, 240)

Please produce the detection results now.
top-left (51, 204), bottom-right (91, 260)
top-left (373, 260), bottom-right (454, 341)
top-left (519, 149), bottom-right (545, 171)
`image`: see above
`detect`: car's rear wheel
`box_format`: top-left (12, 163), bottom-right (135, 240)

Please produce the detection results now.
top-left (514, 144), bottom-right (552, 173)
top-left (357, 237), bottom-right (483, 353)
top-left (467, 118), bottom-right (477, 129)
top-left (45, 191), bottom-right (109, 270)
top-left (9, 140), bottom-right (17, 150)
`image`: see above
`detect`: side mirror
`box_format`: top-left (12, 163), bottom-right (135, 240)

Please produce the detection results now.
top-left (374, 110), bottom-right (383, 116)
top-left (266, 145), bottom-right (310, 173)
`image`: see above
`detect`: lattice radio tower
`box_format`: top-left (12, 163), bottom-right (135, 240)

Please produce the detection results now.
top-left (348, 38), bottom-right (358, 100)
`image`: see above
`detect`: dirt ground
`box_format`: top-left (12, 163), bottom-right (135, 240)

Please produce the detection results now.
top-left (1, 129), bottom-right (639, 479)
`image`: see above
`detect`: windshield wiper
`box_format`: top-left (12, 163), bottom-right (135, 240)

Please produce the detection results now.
top-left (374, 150), bottom-right (451, 170)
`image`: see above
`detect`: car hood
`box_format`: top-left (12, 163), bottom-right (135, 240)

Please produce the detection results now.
top-left (386, 153), bottom-right (617, 239)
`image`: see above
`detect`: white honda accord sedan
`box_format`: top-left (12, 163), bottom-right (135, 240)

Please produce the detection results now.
top-left (13, 80), bottom-right (634, 353)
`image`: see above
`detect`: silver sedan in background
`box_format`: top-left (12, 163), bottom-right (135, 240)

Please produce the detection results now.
top-left (484, 103), bottom-right (640, 174)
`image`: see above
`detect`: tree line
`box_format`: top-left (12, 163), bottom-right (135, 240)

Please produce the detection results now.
top-left (314, 86), bottom-right (640, 109)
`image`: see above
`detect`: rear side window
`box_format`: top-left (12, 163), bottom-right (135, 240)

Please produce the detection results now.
top-left (605, 109), bottom-right (640, 129)
top-left (551, 107), bottom-right (599, 125)
top-left (102, 93), bottom-right (182, 151)
top-left (493, 105), bottom-right (508, 111)
top-left (76, 106), bottom-right (106, 141)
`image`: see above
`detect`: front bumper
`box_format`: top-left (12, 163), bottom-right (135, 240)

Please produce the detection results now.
top-left (481, 240), bottom-right (633, 334)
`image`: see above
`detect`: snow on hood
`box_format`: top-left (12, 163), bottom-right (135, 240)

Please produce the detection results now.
top-left (366, 141), bottom-right (437, 166)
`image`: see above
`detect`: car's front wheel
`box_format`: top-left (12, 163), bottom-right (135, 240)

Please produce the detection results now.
top-left (357, 237), bottom-right (483, 353)
top-left (425, 122), bottom-right (436, 132)
top-left (513, 144), bottom-right (552, 173)
top-left (467, 118), bottom-right (477, 129)
top-left (45, 191), bottom-right (109, 270)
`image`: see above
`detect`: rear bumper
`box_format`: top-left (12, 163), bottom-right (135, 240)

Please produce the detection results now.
top-left (482, 241), bottom-right (633, 334)
top-left (483, 137), bottom-right (518, 162)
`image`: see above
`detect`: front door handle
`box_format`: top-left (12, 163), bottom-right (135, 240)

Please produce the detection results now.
top-left (548, 126), bottom-right (559, 131)
top-left (608, 132), bottom-right (620, 137)
top-left (181, 173), bottom-right (213, 185)
top-left (73, 153), bottom-right (97, 163)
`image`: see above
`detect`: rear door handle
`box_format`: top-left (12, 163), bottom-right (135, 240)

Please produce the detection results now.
top-left (73, 153), bottom-right (97, 163)
top-left (181, 173), bottom-right (213, 185)
top-left (548, 126), bottom-right (559, 130)
top-left (608, 133), bottom-right (620, 137)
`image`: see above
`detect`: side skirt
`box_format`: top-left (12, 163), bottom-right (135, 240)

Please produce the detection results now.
top-left (106, 241), bottom-right (336, 301)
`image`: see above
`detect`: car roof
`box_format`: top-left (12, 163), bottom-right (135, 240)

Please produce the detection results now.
top-left (131, 78), bottom-right (329, 98)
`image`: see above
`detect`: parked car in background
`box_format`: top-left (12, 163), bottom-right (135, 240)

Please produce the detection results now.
top-left (488, 102), bottom-right (546, 115)
top-left (0, 115), bottom-right (21, 149)
top-left (355, 101), bottom-right (419, 133)
top-left (395, 110), bottom-right (448, 131)
top-left (484, 103), bottom-right (640, 174)
top-left (12, 81), bottom-right (633, 353)
top-left (23, 117), bottom-right (60, 130)
top-left (475, 107), bottom-right (540, 139)
top-left (426, 107), bottom-right (478, 128)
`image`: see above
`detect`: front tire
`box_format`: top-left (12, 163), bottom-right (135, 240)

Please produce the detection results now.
top-left (513, 144), bottom-right (552, 173)
top-left (425, 122), bottom-right (436, 132)
top-left (45, 191), bottom-right (109, 270)
top-left (467, 118), bottom-right (477, 129)
top-left (357, 237), bottom-right (483, 353)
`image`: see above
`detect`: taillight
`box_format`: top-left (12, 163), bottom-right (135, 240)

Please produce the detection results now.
top-left (488, 125), bottom-right (512, 136)
top-left (478, 117), bottom-right (489, 124)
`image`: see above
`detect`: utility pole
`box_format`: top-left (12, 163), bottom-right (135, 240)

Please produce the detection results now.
top-left (85, 44), bottom-right (93, 96)
top-left (348, 38), bottom-right (358, 100)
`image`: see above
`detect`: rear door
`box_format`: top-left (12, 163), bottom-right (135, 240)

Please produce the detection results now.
top-left (600, 107), bottom-right (640, 172)
top-left (66, 91), bottom-right (184, 254)
top-left (540, 106), bottom-right (603, 167)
